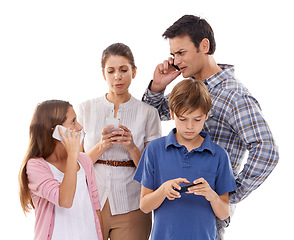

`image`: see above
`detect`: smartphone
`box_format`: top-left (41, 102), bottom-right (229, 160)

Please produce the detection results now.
top-left (171, 58), bottom-right (180, 71)
top-left (106, 117), bottom-right (120, 133)
top-left (52, 125), bottom-right (84, 145)
top-left (174, 182), bottom-right (203, 193)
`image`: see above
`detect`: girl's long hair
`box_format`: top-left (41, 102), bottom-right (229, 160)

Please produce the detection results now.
top-left (18, 100), bottom-right (71, 214)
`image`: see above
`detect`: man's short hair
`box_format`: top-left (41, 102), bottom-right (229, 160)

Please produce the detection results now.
top-left (163, 15), bottom-right (216, 55)
top-left (168, 78), bottom-right (212, 117)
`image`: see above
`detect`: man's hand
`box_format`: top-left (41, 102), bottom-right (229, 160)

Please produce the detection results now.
top-left (151, 57), bottom-right (181, 93)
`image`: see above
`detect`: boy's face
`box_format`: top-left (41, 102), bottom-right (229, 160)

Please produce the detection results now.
top-left (169, 35), bottom-right (207, 79)
top-left (171, 108), bottom-right (208, 144)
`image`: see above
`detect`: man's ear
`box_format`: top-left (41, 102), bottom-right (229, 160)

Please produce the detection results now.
top-left (200, 38), bottom-right (210, 54)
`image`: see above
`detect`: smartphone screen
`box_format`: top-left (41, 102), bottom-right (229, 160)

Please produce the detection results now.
top-left (106, 117), bottom-right (120, 133)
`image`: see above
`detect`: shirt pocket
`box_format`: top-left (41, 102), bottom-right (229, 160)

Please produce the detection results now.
top-left (195, 171), bottom-right (216, 191)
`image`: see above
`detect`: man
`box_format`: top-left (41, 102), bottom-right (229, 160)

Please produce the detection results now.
top-left (142, 14), bottom-right (279, 239)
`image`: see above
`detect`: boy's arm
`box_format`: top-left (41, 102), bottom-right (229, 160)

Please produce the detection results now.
top-left (140, 178), bottom-right (189, 214)
top-left (188, 178), bottom-right (229, 220)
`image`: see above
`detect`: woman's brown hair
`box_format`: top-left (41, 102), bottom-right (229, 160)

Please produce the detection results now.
top-left (168, 78), bottom-right (211, 117)
top-left (101, 43), bottom-right (136, 70)
top-left (18, 100), bottom-right (71, 214)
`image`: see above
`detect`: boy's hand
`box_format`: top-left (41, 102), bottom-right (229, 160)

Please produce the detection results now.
top-left (188, 177), bottom-right (218, 202)
top-left (160, 178), bottom-right (190, 200)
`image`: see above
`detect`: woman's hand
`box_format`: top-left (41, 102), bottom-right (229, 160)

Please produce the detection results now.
top-left (110, 125), bottom-right (136, 151)
top-left (97, 125), bottom-right (118, 151)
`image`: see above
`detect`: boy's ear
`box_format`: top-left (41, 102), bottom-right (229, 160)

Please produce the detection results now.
top-left (205, 113), bottom-right (209, 121)
top-left (170, 110), bottom-right (175, 120)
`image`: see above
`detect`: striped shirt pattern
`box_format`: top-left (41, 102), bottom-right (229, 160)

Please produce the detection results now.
top-left (142, 64), bottom-right (279, 204)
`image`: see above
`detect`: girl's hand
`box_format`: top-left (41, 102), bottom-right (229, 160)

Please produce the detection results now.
top-left (110, 125), bottom-right (136, 151)
top-left (160, 178), bottom-right (190, 200)
top-left (187, 177), bottom-right (218, 202)
top-left (59, 127), bottom-right (81, 160)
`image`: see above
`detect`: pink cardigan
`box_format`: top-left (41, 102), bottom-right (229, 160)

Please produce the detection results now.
top-left (27, 153), bottom-right (103, 240)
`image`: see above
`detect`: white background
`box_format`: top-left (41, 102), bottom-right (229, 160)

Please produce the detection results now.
top-left (1, 0), bottom-right (293, 239)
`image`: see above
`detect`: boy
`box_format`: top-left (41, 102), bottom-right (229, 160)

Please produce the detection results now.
top-left (134, 79), bottom-right (237, 240)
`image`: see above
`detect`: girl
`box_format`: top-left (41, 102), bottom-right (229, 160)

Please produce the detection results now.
top-left (19, 100), bottom-right (103, 240)
top-left (77, 43), bottom-right (161, 240)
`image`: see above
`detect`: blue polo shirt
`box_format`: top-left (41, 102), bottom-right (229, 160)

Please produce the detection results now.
top-left (134, 129), bottom-right (237, 240)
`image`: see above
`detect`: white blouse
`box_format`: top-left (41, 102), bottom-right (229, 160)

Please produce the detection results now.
top-left (77, 95), bottom-right (161, 215)
top-left (47, 162), bottom-right (98, 240)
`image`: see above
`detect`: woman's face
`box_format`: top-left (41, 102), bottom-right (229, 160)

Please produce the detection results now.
top-left (103, 55), bottom-right (136, 96)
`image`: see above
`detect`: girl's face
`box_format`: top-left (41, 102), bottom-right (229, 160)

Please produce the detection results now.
top-left (62, 106), bottom-right (83, 132)
top-left (103, 55), bottom-right (136, 96)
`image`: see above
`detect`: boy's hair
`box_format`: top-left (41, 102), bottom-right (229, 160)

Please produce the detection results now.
top-left (169, 78), bottom-right (211, 117)
top-left (162, 15), bottom-right (216, 55)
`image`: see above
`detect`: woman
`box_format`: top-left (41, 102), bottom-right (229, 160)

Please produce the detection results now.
top-left (77, 43), bottom-right (161, 240)
top-left (19, 100), bottom-right (103, 240)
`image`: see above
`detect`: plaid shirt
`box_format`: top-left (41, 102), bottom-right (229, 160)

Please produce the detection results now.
top-left (142, 64), bottom-right (279, 204)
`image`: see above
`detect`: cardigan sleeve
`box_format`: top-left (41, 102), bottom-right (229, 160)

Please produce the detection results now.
top-left (27, 158), bottom-right (61, 207)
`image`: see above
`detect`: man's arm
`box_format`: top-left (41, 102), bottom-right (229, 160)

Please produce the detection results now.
top-left (142, 58), bottom-right (181, 121)
top-left (142, 81), bottom-right (171, 121)
top-left (229, 95), bottom-right (279, 204)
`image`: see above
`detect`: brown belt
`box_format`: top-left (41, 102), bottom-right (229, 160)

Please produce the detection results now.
top-left (96, 159), bottom-right (135, 167)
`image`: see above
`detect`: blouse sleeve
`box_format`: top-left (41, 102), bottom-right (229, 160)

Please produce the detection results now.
top-left (144, 106), bottom-right (162, 143)
top-left (26, 158), bottom-right (61, 207)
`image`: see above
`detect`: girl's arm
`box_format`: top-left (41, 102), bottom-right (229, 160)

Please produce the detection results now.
top-left (140, 178), bottom-right (189, 214)
top-left (188, 178), bottom-right (229, 220)
top-left (58, 128), bottom-right (80, 208)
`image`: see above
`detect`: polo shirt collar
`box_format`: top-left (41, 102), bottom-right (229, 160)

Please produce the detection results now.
top-left (165, 128), bottom-right (216, 155)
top-left (202, 64), bottom-right (235, 91)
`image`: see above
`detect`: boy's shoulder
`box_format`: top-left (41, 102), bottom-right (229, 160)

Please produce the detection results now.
top-left (147, 135), bottom-right (167, 148)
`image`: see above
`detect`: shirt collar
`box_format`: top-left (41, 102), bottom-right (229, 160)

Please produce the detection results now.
top-left (102, 94), bottom-right (135, 109)
top-left (165, 128), bottom-right (216, 155)
top-left (202, 64), bottom-right (235, 90)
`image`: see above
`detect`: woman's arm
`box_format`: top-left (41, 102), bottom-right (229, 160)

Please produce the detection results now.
top-left (86, 126), bottom-right (115, 164)
top-left (110, 125), bottom-right (143, 166)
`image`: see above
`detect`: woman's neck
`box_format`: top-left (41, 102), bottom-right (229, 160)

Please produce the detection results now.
top-left (106, 92), bottom-right (131, 117)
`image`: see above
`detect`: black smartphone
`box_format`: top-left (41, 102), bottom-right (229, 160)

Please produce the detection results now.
top-left (174, 182), bottom-right (202, 193)
top-left (171, 59), bottom-right (180, 71)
